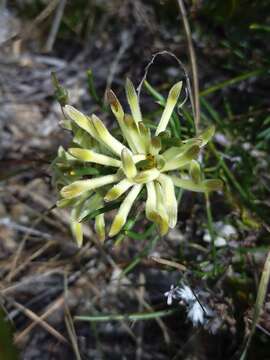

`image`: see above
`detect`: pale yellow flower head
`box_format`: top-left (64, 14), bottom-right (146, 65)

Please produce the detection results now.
top-left (54, 79), bottom-right (222, 246)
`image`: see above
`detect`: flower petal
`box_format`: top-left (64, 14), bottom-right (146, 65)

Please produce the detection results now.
top-left (57, 198), bottom-right (78, 208)
top-left (109, 184), bottom-right (142, 236)
top-left (138, 122), bottom-right (151, 153)
top-left (69, 148), bottom-right (121, 167)
top-left (177, 285), bottom-right (196, 303)
top-left (61, 173), bottom-right (121, 199)
top-left (161, 145), bottom-right (200, 172)
top-left (71, 220), bottom-right (83, 247)
top-left (145, 181), bottom-right (158, 221)
top-left (149, 136), bottom-right (161, 156)
top-left (92, 114), bottom-right (127, 156)
top-left (171, 177), bottom-right (205, 192)
top-left (70, 208), bottom-right (83, 247)
top-left (125, 78), bottom-right (142, 125)
top-left (95, 213), bottom-right (106, 242)
top-left (203, 179), bottom-right (223, 192)
top-left (154, 182), bottom-right (169, 235)
top-left (134, 168), bottom-right (160, 184)
top-left (158, 174), bottom-right (178, 228)
top-left (199, 125), bottom-right (215, 146)
top-left (107, 89), bottom-right (125, 124)
top-left (124, 115), bottom-right (147, 153)
top-left (63, 105), bottom-right (97, 138)
top-left (161, 139), bottom-right (201, 160)
top-left (155, 81), bottom-right (182, 135)
top-left (187, 301), bottom-right (204, 326)
top-left (156, 155), bottom-right (166, 170)
top-left (133, 154), bottom-right (147, 163)
top-left (121, 148), bottom-right (137, 178)
top-left (107, 89), bottom-right (138, 152)
top-left (72, 127), bottom-right (95, 149)
top-left (171, 177), bottom-right (223, 193)
top-left (104, 178), bottom-right (133, 202)
top-left (189, 160), bottom-right (202, 184)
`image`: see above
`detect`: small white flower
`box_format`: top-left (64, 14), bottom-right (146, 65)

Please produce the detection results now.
top-left (177, 285), bottom-right (196, 303)
top-left (165, 283), bottom-right (214, 328)
top-left (187, 301), bottom-right (204, 326)
top-left (164, 284), bottom-right (179, 305)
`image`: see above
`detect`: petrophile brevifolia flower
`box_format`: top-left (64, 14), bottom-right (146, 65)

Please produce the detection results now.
top-left (53, 78), bottom-right (222, 246)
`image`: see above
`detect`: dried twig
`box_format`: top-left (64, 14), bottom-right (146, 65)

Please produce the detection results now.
top-left (9, 300), bottom-right (68, 344)
top-left (44, 0), bottom-right (67, 52)
top-left (14, 296), bottom-right (65, 345)
top-left (7, 241), bottom-right (54, 282)
top-left (0, 0), bottom-right (60, 48)
top-left (177, 0), bottom-right (200, 132)
top-left (150, 256), bottom-right (187, 272)
top-left (64, 276), bottom-right (82, 360)
top-left (0, 217), bottom-right (51, 239)
top-left (1, 271), bottom-right (62, 296)
top-left (105, 30), bottom-right (132, 94)
top-left (6, 206), bottom-right (55, 282)
top-left (137, 51), bottom-right (193, 107)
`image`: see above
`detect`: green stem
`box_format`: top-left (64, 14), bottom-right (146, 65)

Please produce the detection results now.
top-left (126, 223), bottom-right (156, 240)
top-left (209, 142), bottom-right (250, 202)
top-left (86, 69), bottom-right (103, 107)
top-left (75, 308), bottom-right (176, 322)
top-left (200, 68), bottom-right (266, 97)
top-left (205, 193), bottom-right (217, 273)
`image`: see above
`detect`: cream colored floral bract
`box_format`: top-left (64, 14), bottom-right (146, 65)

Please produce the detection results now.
top-left (54, 79), bottom-right (222, 246)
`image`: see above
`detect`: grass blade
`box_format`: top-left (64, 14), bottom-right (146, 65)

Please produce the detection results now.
top-left (200, 69), bottom-right (266, 97)
top-left (240, 250), bottom-right (270, 360)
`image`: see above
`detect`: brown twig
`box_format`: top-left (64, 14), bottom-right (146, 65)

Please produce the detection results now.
top-left (6, 206), bottom-right (55, 282)
top-left (7, 241), bottom-right (54, 282)
top-left (0, 0), bottom-right (60, 48)
top-left (44, 0), bottom-right (67, 52)
top-left (177, 0), bottom-right (200, 132)
top-left (89, 237), bottom-right (170, 344)
top-left (150, 256), bottom-right (187, 272)
top-left (64, 276), bottom-right (82, 360)
top-left (14, 296), bottom-right (65, 345)
top-left (105, 30), bottom-right (132, 95)
top-left (10, 300), bottom-right (68, 344)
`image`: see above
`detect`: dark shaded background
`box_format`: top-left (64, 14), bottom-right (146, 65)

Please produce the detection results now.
top-left (0, 1), bottom-right (270, 359)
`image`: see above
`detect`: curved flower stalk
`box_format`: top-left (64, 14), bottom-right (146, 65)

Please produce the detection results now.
top-left (53, 79), bottom-right (222, 246)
